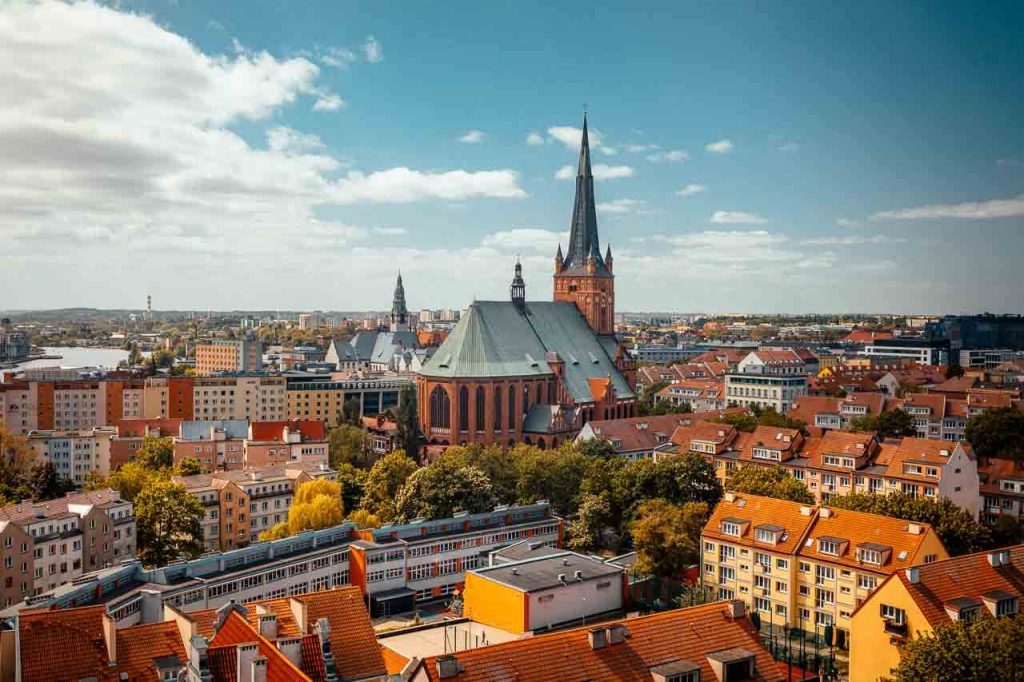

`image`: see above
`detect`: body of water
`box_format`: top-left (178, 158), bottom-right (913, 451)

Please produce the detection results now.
top-left (15, 346), bottom-right (137, 370)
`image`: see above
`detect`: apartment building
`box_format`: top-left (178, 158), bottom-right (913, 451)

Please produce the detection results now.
top-left (655, 379), bottom-right (727, 412)
top-left (175, 463), bottom-right (338, 551)
top-left (662, 422), bottom-right (980, 516)
top-left (850, 544), bottom-right (1024, 682)
top-left (285, 372), bottom-right (412, 426)
top-left (24, 426), bottom-right (116, 483)
top-left (173, 420), bottom-right (249, 472)
top-left (0, 489), bottom-right (134, 605)
top-left (788, 392), bottom-right (887, 431)
top-left (725, 350), bottom-right (810, 414)
top-left (578, 411), bottom-right (743, 461)
top-left (12, 502), bottom-right (561, 633)
top-left (0, 378), bottom-right (145, 435)
top-left (407, 599), bottom-right (782, 682)
top-left (978, 457), bottom-right (1024, 520)
top-left (195, 336), bottom-right (263, 375)
top-left (172, 419), bottom-right (329, 473)
top-left (701, 492), bottom-right (948, 650)
top-left (109, 417), bottom-right (183, 470)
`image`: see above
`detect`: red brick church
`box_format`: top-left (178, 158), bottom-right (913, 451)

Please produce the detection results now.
top-left (416, 115), bottom-right (637, 452)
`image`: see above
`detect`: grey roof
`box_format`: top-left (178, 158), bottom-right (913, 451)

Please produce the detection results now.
top-left (326, 338), bottom-right (359, 364)
top-left (560, 114), bottom-right (609, 276)
top-left (179, 419), bottom-right (249, 441)
top-left (418, 300), bottom-right (634, 403)
top-left (370, 331), bottom-right (418, 363)
top-left (490, 540), bottom-right (562, 564)
top-left (522, 404), bottom-right (557, 433)
top-left (472, 551), bottom-right (623, 592)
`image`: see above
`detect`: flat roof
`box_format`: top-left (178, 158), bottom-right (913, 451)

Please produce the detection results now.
top-left (471, 552), bottom-right (623, 592)
top-left (379, 619), bottom-right (520, 660)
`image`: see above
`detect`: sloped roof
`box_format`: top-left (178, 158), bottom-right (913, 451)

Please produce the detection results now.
top-left (209, 610), bottom-right (312, 682)
top-left (799, 507), bottom-right (940, 573)
top-left (116, 621), bottom-right (188, 681)
top-left (416, 601), bottom-right (781, 681)
top-left (19, 605), bottom-right (115, 681)
top-left (703, 494), bottom-right (816, 556)
top-left (419, 301), bottom-right (634, 403)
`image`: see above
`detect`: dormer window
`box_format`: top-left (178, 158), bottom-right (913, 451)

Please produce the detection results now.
top-left (722, 521), bottom-right (741, 536)
top-left (817, 536), bottom-right (847, 556)
top-left (754, 524), bottom-right (784, 545)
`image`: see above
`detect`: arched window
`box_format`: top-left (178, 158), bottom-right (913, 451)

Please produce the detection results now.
top-left (458, 386), bottom-right (469, 432)
top-left (429, 386), bottom-right (450, 430)
top-left (536, 382), bottom-right (543, 405)
top-left (475, 386), bottom-right (486, 432)
top-left (508, 385), bottom-right (516, 431)
top-left (548, 382), bottom-right (555, 404)
top-left (494, 386), bottom-right (503, 431)
top-left (522, 384), bottom-right (530, 415)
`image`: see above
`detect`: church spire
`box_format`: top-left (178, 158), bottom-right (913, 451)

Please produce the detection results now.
top-left (561, 112), bottom-right (606, 273)
top-left (390, 272), bottom-right (409, 332)
top-left (510, 257), bottom-right (526, 311)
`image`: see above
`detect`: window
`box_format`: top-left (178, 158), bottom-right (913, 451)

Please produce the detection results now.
top-left (818, 539), bottom-right (840, 555)
top-left (722, 521), bottom-right (741, 536)
top-left (720, 567), bottom-right (736, 582)
top-left (997, 598), bottom-right (1019, 617)
top-left (816, 565), bottom-right (835, 584)
top-left (719, 545), bottom-right (736, 561)
top-left (429, 386), bottom-right (451, 430)
top-left (755, 596), bottom-right (771, 613)
top-left (881, 604), bottom-right (905, 625)
top-left (493, 387), bottom-right (503, 431)
top-left (458, 386), bottom-right (469, 432)
top-left (755, 528), bottom-right (778, 544)
top-left (475, 386), bottom-right (485, 432)
top-left (776, 558), bottom-right (789, 570)
top-left (799, 561), bottom-right (811, 573)
top-left (508, 386), bottom-right (516, 430)
top-left (857, 548), bottom-right (883, 565)
top-left (858, 575), bottom-right (877, 591)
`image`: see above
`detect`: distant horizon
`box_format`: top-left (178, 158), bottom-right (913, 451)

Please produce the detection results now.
top-left (2, 1), bottom-right (1022, 312)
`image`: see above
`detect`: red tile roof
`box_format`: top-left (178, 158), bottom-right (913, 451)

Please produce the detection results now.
top-left (417, 601), bottom-right (782, 681)
top-left (704, 494), bottom-right (817, 556)
top-left (18, 606), bottom-right (115, 682)
top-left (114, 417), bottom-right (183, 438)
top-left (209, 610), bottom-right (312, 682)
top-left (249, 420), bottom-right (327, 442)
top-left (116, 621), bottom-right (188, 681)
top-left (842, 329), bottom-right (894, 343)
top-left (891, 544), bottom-right (1024, 627)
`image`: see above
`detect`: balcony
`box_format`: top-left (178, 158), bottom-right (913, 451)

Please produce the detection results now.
top-left (883, 619), bottom-right (908, 638)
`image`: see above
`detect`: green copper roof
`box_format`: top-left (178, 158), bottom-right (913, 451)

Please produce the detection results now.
top-left (419, 300), bottom-right (634, 404)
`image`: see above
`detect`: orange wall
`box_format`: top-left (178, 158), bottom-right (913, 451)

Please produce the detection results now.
top-left (35, 382), bottom-right (54, 430)
top-left (462, 572), bottom-right (527, 634)
top-left (349, 546), bottom-right (367, 593)
top-left (168, 377), bottom-right (194, 419)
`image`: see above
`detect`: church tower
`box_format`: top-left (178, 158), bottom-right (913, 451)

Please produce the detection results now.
top-left (390, 272), bottom-right (410, 332)
top-left (553, 113), bottom-right (615, 335)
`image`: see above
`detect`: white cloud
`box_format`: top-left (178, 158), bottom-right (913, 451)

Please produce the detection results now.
top-left (0, 0), bottom-right (525, 282)
top-left (676, 184), bottom-right (705, 197)
top-left (660, 230), bottom-right (833, 271)
top-left (547, 125), bottom-right (604, 152)
top-left (625, 143), bottom-right (659, 153)
top-left (799, 234), bottom-right (902, 246)
top-left (598, 146), bottom-right (618, 156)
top-left (363, 35), bottom-right (383, 63)
top-left (646, 149), bottom-right (689, 163)
top-left (320, 46), bottom-right (357, 69)
top-left (870, 195), bottom-right (1024, 220)
top-left (835, 218), bottom-right (862, 228)
top-left (481, 228), bottom-right (567, 252)
top-left (526, 131), bottom-right (544, 146)
top-left (312, 92), bottom-right (345, 111)
top-left (554, 164), bottom-right (634, 181)
top-left (372, 227), bottom-right (407, 236)
top-left (710, 210), bottom-right (766, 224)
top-left (706, 139), bottom-right (734, 154)
top-left (459, 130), bottom-right (485, 144)
top-left (597, 198), bottom-right (643, 214)
top-left (778, 141), bottom-right (800, 152)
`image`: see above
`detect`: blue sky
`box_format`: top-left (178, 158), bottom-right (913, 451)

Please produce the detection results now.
top-left (1, 0), bottom-right (1022, 313)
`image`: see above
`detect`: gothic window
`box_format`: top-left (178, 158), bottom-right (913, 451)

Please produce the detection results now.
top-left (429, 386), bottom-right (450, 430)
top-left (508, 386), bottom-right (516, 430)
top-left (523, 384), bottom-right (531, 415)
top-left (458, 386), bottom-right (469, 432)
top-left (493, 386), bottom-right (503, 431)
top-left (536, 383), bottom-right (543, 405)
top-left (475, 386), bottom-right (485, 432)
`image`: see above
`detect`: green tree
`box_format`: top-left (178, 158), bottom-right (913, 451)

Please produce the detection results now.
top-left (636, 380), bottom-right (669, 416)
top-left (726, 466), bottom-right (814, 503)
top-left (395, 386), bottom-right (421, 457)
top-left (513, 444), bottom-right (590, 516)
top-left (827, 491), bottom-right (992, 556)
top-left (851, 410), bottom-right (917, 439)
top-left (631, 499), bottom-right (709, 577)
top-left (346, 508), bottom-right (381, 529)
top-left (174, 457), bottom-right (203, 477)
top-left (895, 615), bottom-right (1024, 682)
top-left (135, 436), bottom-right (174, 470)
top-left (342, 398), bottom-right (362, 426)
top-left (0, 425), bottom-right (33, 505)
top-left (328, 425), bottom-right (370, 467)
top-left (566, 492), bottom-right (612, 553)
top-left (965, 406), bottom-right (1024, 461)
top-left (109, 461), bottom-right (164, 502)
top-left (393, 460), bottom-right (498, 522)
top-left (439, 444), bottom-right (518, 503)
top-left (360, 450), bottom-right (418, 520)
top-left (576, 438), bottom-right (618, 459)
top-left (134, 479), bottom-right (203, 567)
top-left (28, 462), bottom-right (73, 501)
top-left (82, 470), bottom-right (109, 492)
top-left (335, 462), bottom-right (368, 512)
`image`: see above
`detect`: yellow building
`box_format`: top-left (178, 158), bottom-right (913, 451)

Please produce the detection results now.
top-left (849, 544), bottom-right (1024, 682)
top-left (701, 492), bottom-right (948, 652)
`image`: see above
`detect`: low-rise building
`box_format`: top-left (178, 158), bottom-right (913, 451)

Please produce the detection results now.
top-left (701, 492), bottom-right (948, 650)
top-left (578, 412), bottom-right (729, 461)
top-left (725, 350), bottom-right (809, 414)
top-left (788, 392), bottom-right (887, 431)
top-left (462, 549), bottom-right (626, 633)
top-left (656, 379), bottom-right (727, 412)
top-left (409, 599), bottom-right (783, 681)
top-left (849, 544), bottom-right (1024, 682)
top-left (110, 417), bottom-right (183, 470)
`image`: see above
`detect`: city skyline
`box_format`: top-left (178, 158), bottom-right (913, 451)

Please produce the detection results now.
top-left (2, 0), bottom-right (1023, 313)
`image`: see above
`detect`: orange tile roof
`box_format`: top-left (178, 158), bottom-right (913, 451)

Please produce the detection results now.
top-left (703, 494), bottom-right (816, 555)
top-left (929, 375), bottom-right (979, 394)
top-left (842, 329), bottom-right (894, 343)
top-left (588, 377), bottom-right (611, 402)
top-left (249, 419), bottom-right (327, 442)
top-left (891, 544), bottom-right (1024, 627)
top-left (209, 610), bottom-right (312, 682)
top-left (417, 601), bottom-right (782, 681)
top-left (116, 621), bottom-right (188, 681)
top-left (381, 644), bottom-right (412, 675)
top-left (798, 506), bottom-right (939, 574)
top-left (18, 605), bottom-right (116, 682)
top-left (787, 396), bottom-right (841, 426)
top-left (738, 426), bottom-right (802, 462)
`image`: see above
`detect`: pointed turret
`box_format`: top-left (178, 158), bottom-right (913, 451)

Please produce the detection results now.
top-left (390, 272), bottom-right (410, 332)
top-left (605, 244), bottom-right (613, 273)
top-left (510, 258), bottom-right (526, 311)
top-left (560, 113), bottom-right (607, 274)
top-left (554, 243), bottom-right (564, 274)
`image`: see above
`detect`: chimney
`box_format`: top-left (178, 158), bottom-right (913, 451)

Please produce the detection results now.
top-left (587, 628), bottom-right (607, 650)
top-left (289, 598), bottom-right (309, 635)
top-left (188, 635), bottom-right (211, 682)
top-left (258, 614), bottom-right (278, 640)
top-left (819, 508), bottom-right (832, 519)
top-left (907, 523), bottom-right (923, 535)
top-left (557, 573), bottom-right (567, 584)
top-left (275, 637), bottom-right (302, 667)
top-left (437, 655), bottom-right (461, 678)
top-left (574, 570), bottom-right (583, 581)
top-left (905, 567), bottom-right (920, 584)
top-left (236, 643), bottom-right (259, 682)
top-left (724, 491), bottom-right (736, 503)
top-left (313, 618), bottom-right (337, 679)
top-left (102, 612), bottom-right (117, 666)
top-left (251, 657), bottom-right (268, 682)
top-left (799, 505), bottom-right (813, 516)
top-left (727, 599), bottom-right (746, 619)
